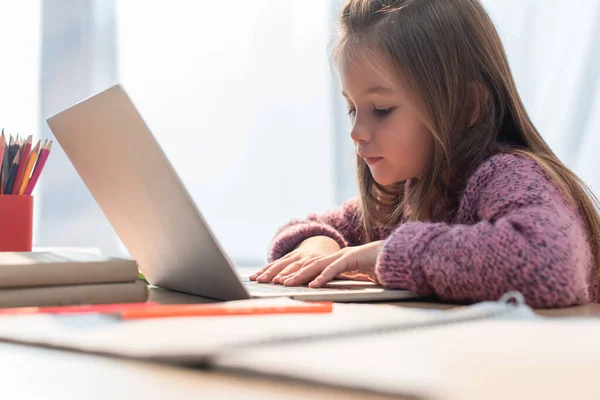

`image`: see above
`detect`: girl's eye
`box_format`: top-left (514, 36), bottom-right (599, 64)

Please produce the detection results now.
top-left (347, 106), bottom-right (356, 117)
top-left (373, 106), bottom-right (396, 117)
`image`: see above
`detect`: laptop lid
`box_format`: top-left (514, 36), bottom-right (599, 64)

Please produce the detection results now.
top-left (46, 84), bottom-right (250, 301)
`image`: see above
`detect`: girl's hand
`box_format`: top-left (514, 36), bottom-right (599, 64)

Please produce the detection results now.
top-left (282, 240), bottom-right (384, 288)
top-left (249, 236), bottom-right (342, 284)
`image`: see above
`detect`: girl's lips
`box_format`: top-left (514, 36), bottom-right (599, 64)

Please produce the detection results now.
top-left (364, 157), bottom-right (383, 166)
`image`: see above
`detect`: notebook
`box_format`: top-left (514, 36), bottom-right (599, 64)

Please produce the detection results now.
top-left (0, 292), bottom-right (595, 398)
top-left (0, 292), bottom-right (532, 360)
top-left (216, 309), bottom-right (600, 399)
top-left (0, 251), bottom-right (140, 288)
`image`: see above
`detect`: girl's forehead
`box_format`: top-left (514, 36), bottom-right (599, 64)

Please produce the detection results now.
top-left (339, 51), bottom-right (406, 94)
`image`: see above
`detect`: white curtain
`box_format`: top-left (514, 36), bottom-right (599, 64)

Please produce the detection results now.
top-left (480, 0), bottom-right (600, 196)
top-left (117, 0), bottom-right (336, 265)
top-left (0, 3), bottom-right (40, 135)
top-left (0, 3), bottom-right (41, 173)
top-left (37, 0), bottom-right (120, 254)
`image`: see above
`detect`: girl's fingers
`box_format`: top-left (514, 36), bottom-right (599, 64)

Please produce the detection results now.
top-left (249, 252), bottom-right (296, 280)
top-left (249, 265), bottom-right (271, 281)
top-left (272, 256), bottom-right (324, 284)
top-left (249, 262), bottom-right (275, 281)
top-left (255, 254), bottom-right (300, 283)
top-left (308, 256), bottom-right (351, 288)
top-left (282, 262), bottom-right (326, 286)
top-left (271, 261), bottom-right (305, 284)
top-left (283, 253), bottom-right (343, 286)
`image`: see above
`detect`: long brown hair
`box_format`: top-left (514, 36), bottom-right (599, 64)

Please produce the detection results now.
top-left (333, 0), bottom-right (600, 288)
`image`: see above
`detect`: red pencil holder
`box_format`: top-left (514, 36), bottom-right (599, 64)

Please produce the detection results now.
top-left (0, 195), bottom-right (33, 252)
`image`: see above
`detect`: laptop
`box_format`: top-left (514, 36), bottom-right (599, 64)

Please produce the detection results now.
top-left (46, 84), bottom-right (421, 302)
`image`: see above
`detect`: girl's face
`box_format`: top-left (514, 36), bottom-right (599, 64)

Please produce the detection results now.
top-left (340, 55), bottom-right (433, 186)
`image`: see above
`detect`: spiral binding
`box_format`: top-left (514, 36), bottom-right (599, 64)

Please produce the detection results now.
top-left (227, 291), bottom-right (527, 350)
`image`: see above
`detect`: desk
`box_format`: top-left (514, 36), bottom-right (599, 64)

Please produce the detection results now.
top-left (149, 285), bottom-right (600, 318)
top-left (2, 286), bottom-right (599, 400)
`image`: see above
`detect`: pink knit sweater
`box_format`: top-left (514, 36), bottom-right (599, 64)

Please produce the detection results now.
top-left (268, 153), bottom-right (597, 308)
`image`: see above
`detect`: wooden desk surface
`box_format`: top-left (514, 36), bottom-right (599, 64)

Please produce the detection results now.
top-left (2, 286), bottom-right (599, 400)
top-left (150, 285), bottom-right (600, 318)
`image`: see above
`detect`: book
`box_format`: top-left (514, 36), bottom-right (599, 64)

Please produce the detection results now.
top-left (0, 251), bottom-right (140, 288)
top-left (0, 281), bottom-right (148, 308)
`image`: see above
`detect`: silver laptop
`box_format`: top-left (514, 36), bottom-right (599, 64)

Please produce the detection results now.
top-left (46, 84), bottom-right (420, 302)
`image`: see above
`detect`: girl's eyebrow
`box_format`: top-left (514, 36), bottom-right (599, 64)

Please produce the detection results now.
top-left (365, 86), bottom-right (394, 94)
top-left (342, 86), bottom-right (394, 98)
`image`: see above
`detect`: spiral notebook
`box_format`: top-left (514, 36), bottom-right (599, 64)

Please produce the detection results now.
top-left (0, 292), bottom-right (532, 357)
top-left (0, 292), bottom-right (548, 397)
top-left (0, 293), bottom-right (597, 398)
top-left (0, 294), bottom-right (597, 399)
top-left (215, 298), bottom-right (600, 400)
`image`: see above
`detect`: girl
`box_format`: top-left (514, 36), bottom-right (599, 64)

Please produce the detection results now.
top-left (250, 0), bottom-right (600, 308)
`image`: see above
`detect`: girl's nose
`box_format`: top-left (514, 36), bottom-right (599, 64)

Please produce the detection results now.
top-left (350, 119), bottom-right (371, 144)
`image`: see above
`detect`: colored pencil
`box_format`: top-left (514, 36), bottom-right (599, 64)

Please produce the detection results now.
top-left (4, 137), bottom-right (13, 176)
top-left (7, 142), bottom-right (20, 186)
top-left (2, 138), bottom-right (16, 195)
top-left (17, 140), bottom-right (40, 195)
top-left (11, 135), bottom-right (32, 195)
top-left (0, 133), bottom-right (5, 195)
top-left (7, 137), bottom-right (17, 165)
top-left (4, 151), bottom-right (20, 195)
top-left (0, 132), bottom-right (5, 170)
top-left (0, 134), bottom-right (52, 196)
top-left (24, 141), bottom-right (52, 195)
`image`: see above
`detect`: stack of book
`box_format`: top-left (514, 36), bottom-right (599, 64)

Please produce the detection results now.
top-left (0, 251), bottom-right (147, 308)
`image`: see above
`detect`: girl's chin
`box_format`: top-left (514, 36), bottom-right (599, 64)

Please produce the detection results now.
top-left (371, 171), bottom-right (410, 186)
top-left (371, 174), bottom-right (396, 187)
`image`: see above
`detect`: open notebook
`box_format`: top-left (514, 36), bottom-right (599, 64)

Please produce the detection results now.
top-left (0, 292), bottom-right (531, 360)
top-left (216, 303), bottom-right (600, 400)
top-left (0, 293), bottom-right (598, 398)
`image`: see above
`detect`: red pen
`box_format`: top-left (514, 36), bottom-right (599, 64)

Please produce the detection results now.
top-left (117, 301), bottom-right (334, 320)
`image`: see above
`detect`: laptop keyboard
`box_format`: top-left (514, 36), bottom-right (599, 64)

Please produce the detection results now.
top-left (241, 277), bottom-right (340, 293)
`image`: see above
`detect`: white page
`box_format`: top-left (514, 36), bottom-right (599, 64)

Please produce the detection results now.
top-left (216, 318), bottom-right (600, 399)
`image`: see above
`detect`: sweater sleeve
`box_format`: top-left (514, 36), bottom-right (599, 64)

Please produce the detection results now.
top-left (375, 154), bottom-right (594, 308)
top-left (267, 197), bottom-right (363, 262)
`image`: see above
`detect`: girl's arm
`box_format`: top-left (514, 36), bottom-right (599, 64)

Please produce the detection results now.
top-left (376, 154), bottom-right (594, 308)
top-left (268, 198), bottom-right (363, 262)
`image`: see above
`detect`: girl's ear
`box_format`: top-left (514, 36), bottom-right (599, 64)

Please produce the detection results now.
top-left (468, 82), bottom-right (484, 127)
